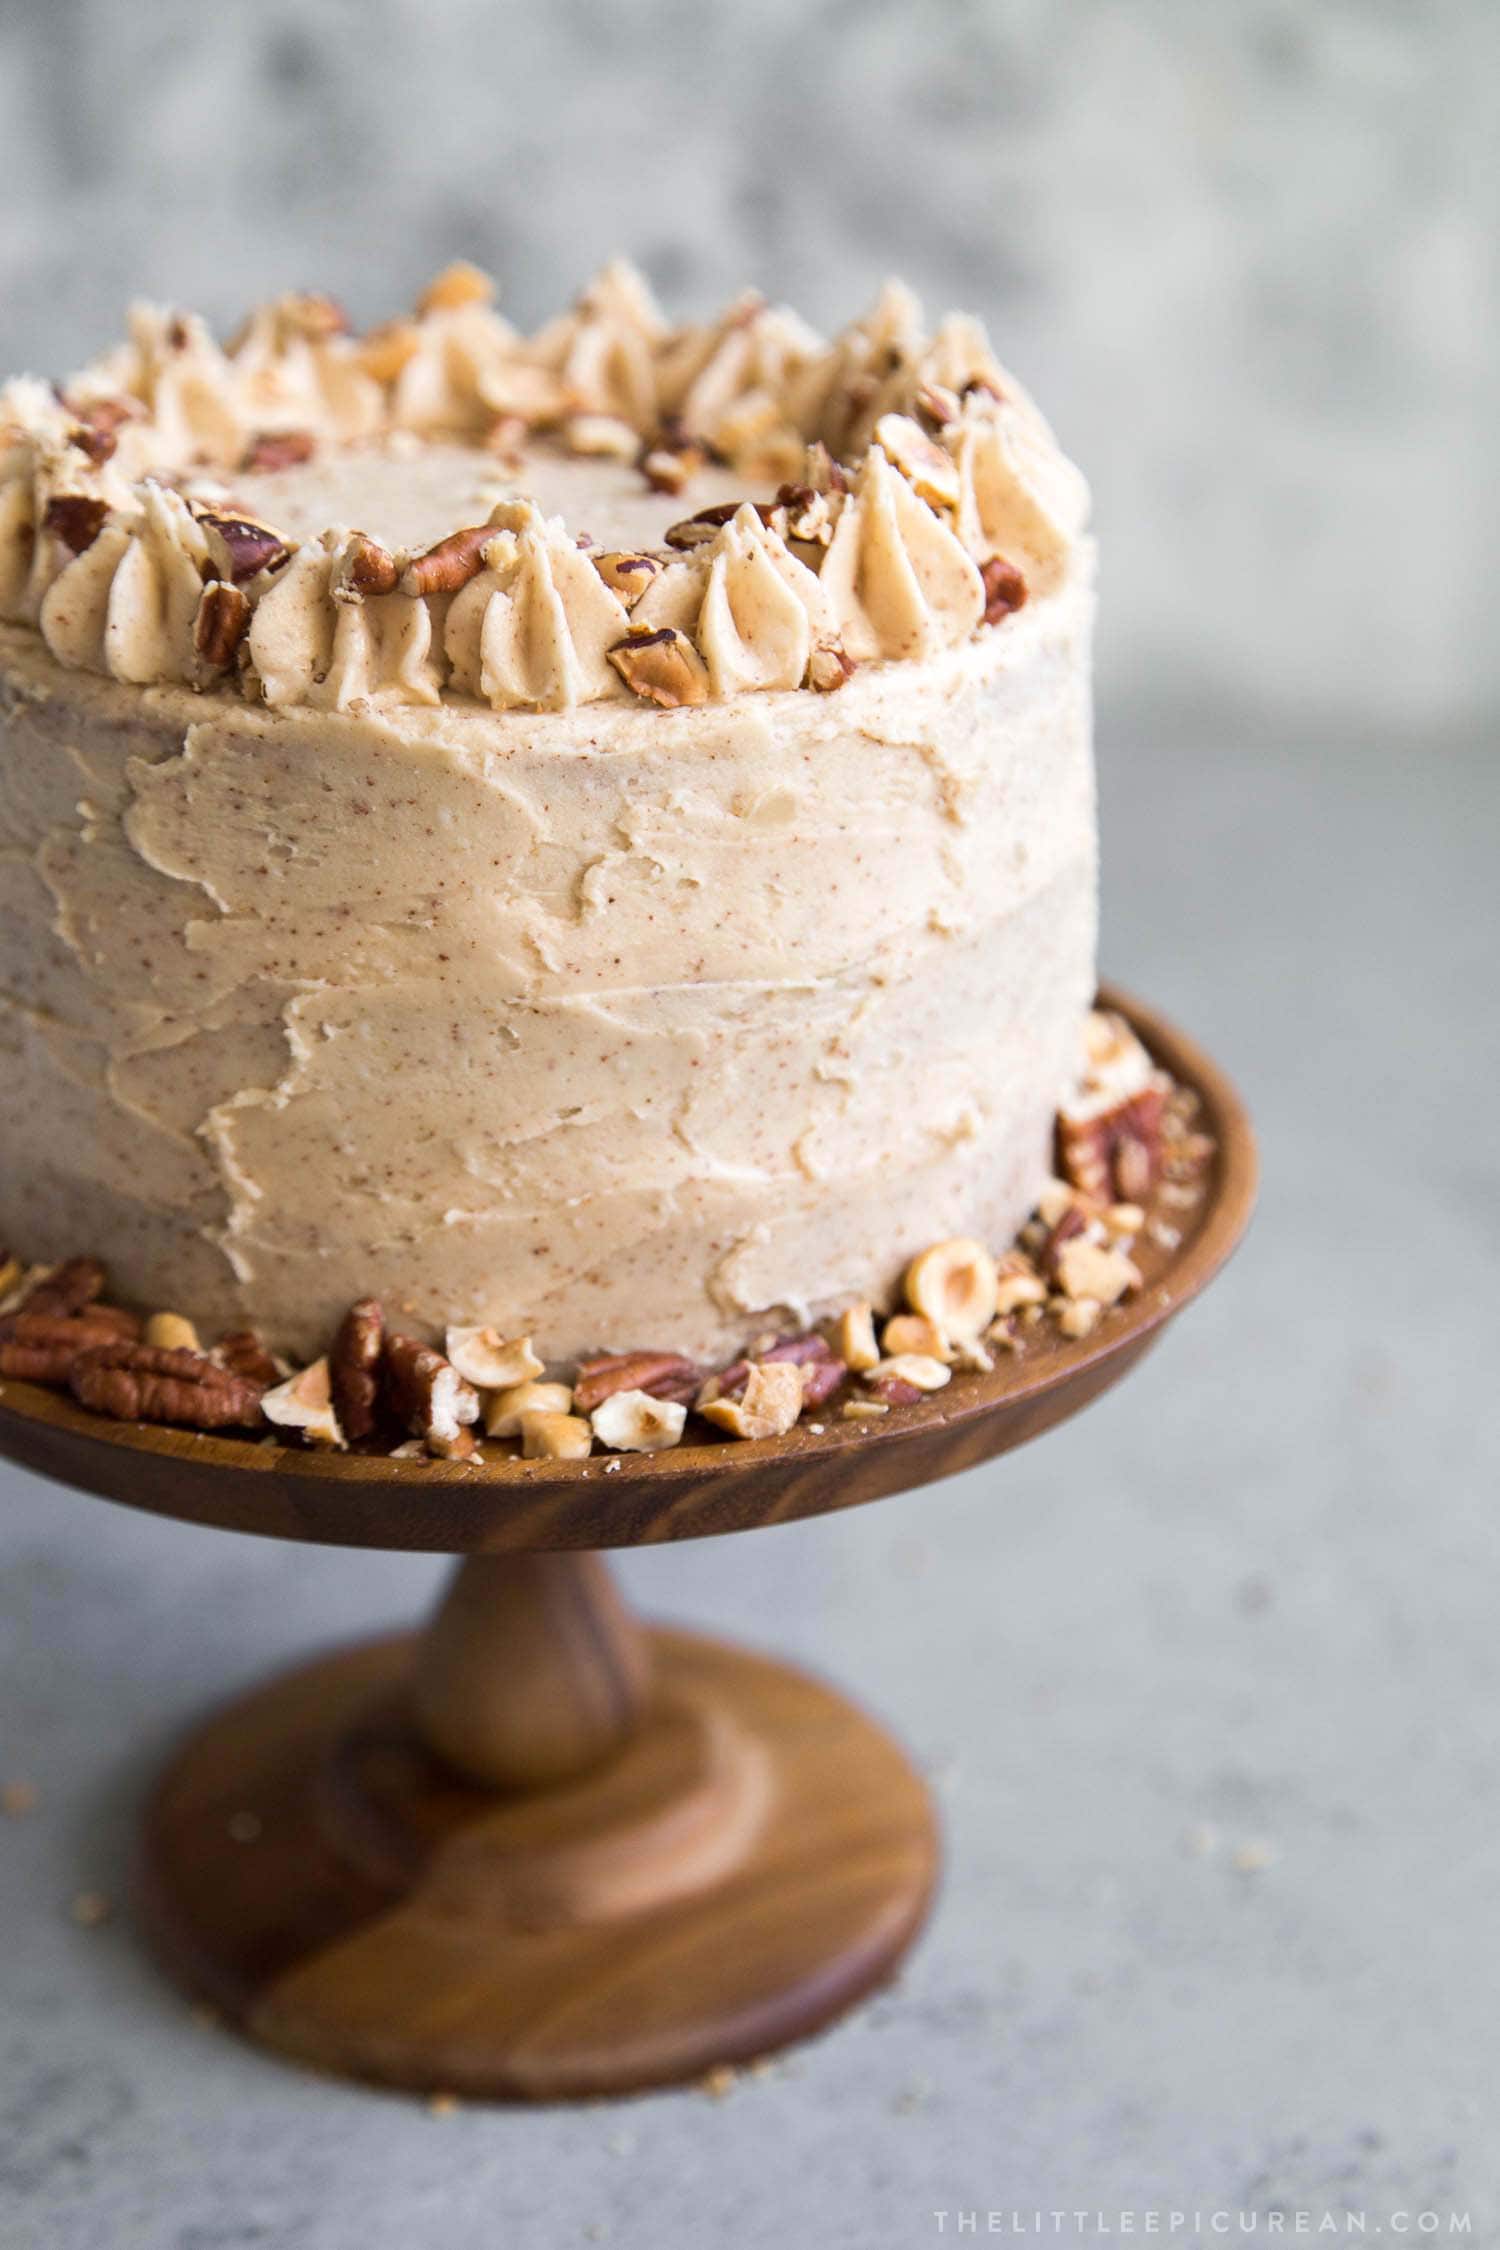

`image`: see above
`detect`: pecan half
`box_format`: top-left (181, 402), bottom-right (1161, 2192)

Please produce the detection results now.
top-left (607, 626), bottom-right (710, 709)
top-left (400, 524), bottom-right (497, 598)
top-left (330, 1298), bottom-right (383, 1442)
top-left (194, 580), bottom-right (251, 669)
top-left (981, 554), bottom-right (1028, 625)
top-left (42, 496), bottom-right (108, 556)
top-left (69, 1341), bottom-right (265, 1429)
top-left (196, 509), bottom-right (292, 583)
top-left (572, 1351), bottom-right (701, 1415)
top-left (0, 1312), bottom-right (141, 1385)
top-left (240, 429), bottom-right (316, 475)
top-left (381, 1332), bottom-right (479, 1456)
top-left (16, 1256), bottom-right (107, 1319)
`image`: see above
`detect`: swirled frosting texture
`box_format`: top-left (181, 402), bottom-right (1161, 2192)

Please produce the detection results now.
top-left (0, 553), bottom-right (1095, 1358)
top-left (0, 267), bottom-right (1096, 1359)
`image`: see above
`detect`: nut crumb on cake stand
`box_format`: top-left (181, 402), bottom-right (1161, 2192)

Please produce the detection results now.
top-left (0, 986), bottom-right (1254, 2100)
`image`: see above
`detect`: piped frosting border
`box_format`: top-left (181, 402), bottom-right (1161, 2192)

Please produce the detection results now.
top-left (0, 261), bottom-right (1090, 715)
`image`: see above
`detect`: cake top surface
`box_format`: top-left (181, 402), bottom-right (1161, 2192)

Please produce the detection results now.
top-left (0, 261), bottom-right (1089, 717)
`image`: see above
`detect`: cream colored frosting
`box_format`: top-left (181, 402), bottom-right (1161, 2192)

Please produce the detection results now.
top-left (0, 267), bottom-right (1097, 1362)
top-left (0, 262), bottom-right (1088, 718)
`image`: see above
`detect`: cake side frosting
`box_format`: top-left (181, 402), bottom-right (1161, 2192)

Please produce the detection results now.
top-left (0, 265), bottom-right (1097, 1364)
top-left (0, 557), bottom-right (1093, 1360)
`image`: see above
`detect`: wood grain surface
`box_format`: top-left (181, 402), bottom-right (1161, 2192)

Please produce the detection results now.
top-left (139, 1623), bottom-right (939, 2100)
top-left (0, 985), bottom-right (1257, 1555)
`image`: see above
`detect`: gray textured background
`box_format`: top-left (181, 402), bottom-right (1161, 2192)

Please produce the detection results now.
top-left (0, 6), bottom-right (1496, 2246)
top-left (0, 0), bottom-right (1495, 738)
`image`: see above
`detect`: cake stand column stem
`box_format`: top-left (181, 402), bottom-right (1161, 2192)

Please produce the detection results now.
top-left (408, 1551), bottom-right (652, 1790)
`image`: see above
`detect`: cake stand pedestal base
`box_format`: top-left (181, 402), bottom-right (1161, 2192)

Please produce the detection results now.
top-left (138, 1552), bottom-right (939, 2101)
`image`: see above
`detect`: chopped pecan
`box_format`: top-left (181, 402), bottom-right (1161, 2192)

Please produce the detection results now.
top-left (330, 1298), bottom-right (383, 1442)
top-left (698, 1330), bottom-right (839, 1413)
top-left (607, 626), bottom-right (710, 708)
top-left (864, 1371), bottom-right (923, 1407)
top-left (640, 421), bottom-right (710, 493)
top-left (69, 1341), bottom-right (265, 1429)
top-left (876, 414), bottom-right (960, 509)
top-left (401, 524), bottom-right (497, 598)
top-left (16, 1256), bottom-right (107, 1318)
top-left (572, 1351), bottom-right (701, 1415)
top-left (980, 554), bottom-right (1028, 625)
top-left (1036, 1204), bottom-right (1089, 1283)
top-left (69, 423), bottom-right (117, 466)
top-left (0, 1312), bottom-right (141, 1385)
top-left (664, 501), bottom-right (741, 551)
top-left (240, 429), bottom-right (316, 474)
top-left (334, 533), bottom-right (401, 601)
top-left (1056, 1081), bottom-right (1167, 1204)
top-left (215, 1328), bottom-right (280, 1388)
top-left (797, 1354), bottom-right (847, 1409)
top-left (196, 509), bottom-right (292, 583)
top-left (774, 482), bottom-right (839, 545)
top-left (381, 1332), bottom-right (479, 1456)
top-left (194, 580), bottom-right (251, 669)
top-left (42, 496), bottom-right (108, 556)
top-left (592, 551), bottom-right (663, 608)
top-left (807, 643), bottom-right (855, 693)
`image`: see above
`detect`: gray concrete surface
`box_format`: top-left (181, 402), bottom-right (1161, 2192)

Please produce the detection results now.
top-left (1, 720), bottom-right (1493, 2247)
top-left (0, 0), bottom-right (1496, 742)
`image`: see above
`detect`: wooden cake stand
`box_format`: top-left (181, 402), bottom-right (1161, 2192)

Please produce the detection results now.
top-left (0, 988), bottom-right (1253, 2101)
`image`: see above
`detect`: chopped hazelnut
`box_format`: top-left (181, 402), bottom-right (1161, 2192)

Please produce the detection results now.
top-left (903, 1237), bottom-right (1000, 1342)
top-left (830, 1301), bottom-right (880, 1372)
top-left (881, 1311), bottom-right (951, 1362)
top-left (445, 1326), bottom-right (544, 1390)
top-left (520, 1410), bottom-right (593, 1461)
top-left (698, 1361), bottom-right (803, 1441)
top-left (483, 1379), bottom-right (573, 1439)
top-left (416, 261), bottom-right (495, 316)
top-left (260, 1357), bottom-right (345, 1449)
top-left (589, 1389), bottom-right (687, 1452)
top-left (863, 1353), bottom-right (951, 1394)
top-left (1054, 1239), bottom-right (1141, 1307)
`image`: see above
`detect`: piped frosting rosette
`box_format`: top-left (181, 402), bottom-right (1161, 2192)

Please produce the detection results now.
top-left (0, 262), bottom-right (1091, 713)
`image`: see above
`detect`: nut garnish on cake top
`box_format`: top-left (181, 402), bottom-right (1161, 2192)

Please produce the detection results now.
top-left (0, 1016), bottom-right (1215, 1462)
top-left (0, 262), bottom-right (1088, 715)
